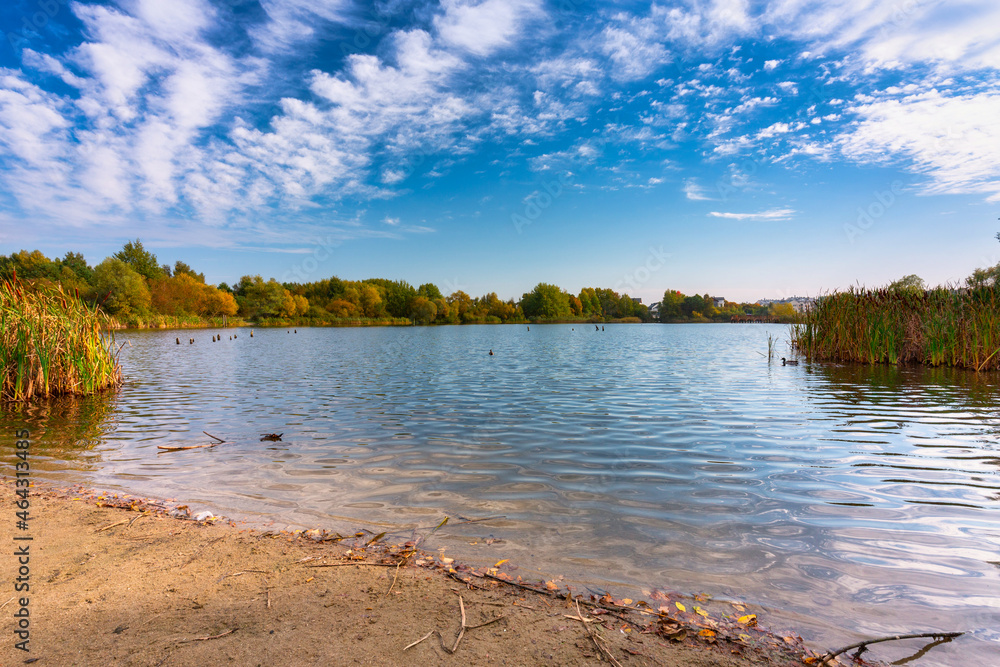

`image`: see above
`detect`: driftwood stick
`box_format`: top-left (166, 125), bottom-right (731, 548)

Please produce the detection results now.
top-left (177, 628), bottom-right (237, 644)
top-left (157, 443), bottom-right (218, 452)
top-left (383, 562), bottom-right (402, 600)
top-left (819, 632), bottom-right (963, 665)
top-left (305, 562), bottom-right (399, 568)
top-left (203, 431), bottom-right (226, 443)
top-left (576, 599), bottom-right (623, 667)
top-left (450, 595), bottom-right (467, 653)
top-left (403, 630), bottom-right (434, 651)
top-left (95, 519), bottom-right (129, 533)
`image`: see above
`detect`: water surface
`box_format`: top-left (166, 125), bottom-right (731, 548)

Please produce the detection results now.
top-left (3, 324), bottom-right (998, 664)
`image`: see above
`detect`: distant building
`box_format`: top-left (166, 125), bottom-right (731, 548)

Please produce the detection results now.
top-left (631, 297), bottom-right (642, 304)
top-left (712, 296), bottom-right (726, 308)
top-left (649, 302), bottom-right (660, 317)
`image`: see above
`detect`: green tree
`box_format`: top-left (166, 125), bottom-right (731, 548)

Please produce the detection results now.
top-left (409, 296), bottom-right (437, 324)
top-left (173, 261), bottom-right (205, 283)
top-left (235, 275), bottom-right (287, 319)
top-left (417, 283), bottom-right (443, 301)
top-left (58, 252), bottom-right (94, 285)
top-left (90, 258), bottom-right (151, 316)
top-left (520, 283), bottom-right (572, 319)
top-left (968, 263), bottom-right (1000, 289)
top-left (888, 274), bottom-right (926, 294)
top-left (659, 290), bottom-right (684, 321)
top-left (113, 239), bottom-right (163, 281)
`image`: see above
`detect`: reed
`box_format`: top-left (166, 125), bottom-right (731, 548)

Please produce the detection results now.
top-left (1, 272), bottom-right (122, 402)
top-left (791, 286), bottom-right (1000, 371)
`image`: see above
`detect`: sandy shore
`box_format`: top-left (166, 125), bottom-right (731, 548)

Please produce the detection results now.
top-left (1, 481), bottom-right (830, 666)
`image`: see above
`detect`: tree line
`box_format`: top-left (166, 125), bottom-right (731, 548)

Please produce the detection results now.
top-left (2, 240), bottom-right (796, 326)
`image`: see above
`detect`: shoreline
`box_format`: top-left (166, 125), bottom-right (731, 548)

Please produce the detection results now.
top-left (2, 480), bottom-right (835, 666)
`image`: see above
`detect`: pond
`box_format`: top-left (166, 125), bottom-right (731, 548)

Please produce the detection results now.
top-left (3, 323), bottom-right (998, 664)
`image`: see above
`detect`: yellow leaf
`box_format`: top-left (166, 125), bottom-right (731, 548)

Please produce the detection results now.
top-left (698, 629), bottom-right (716, 637)
top-left (545, 580), bottom-right (559, 591)
top-left (494, 559), bottom-right (509, 567)
top-left (738, 614), bottom-right (757, 626)
top-left (620, 598), bottom-right (633, 605)
top-left (694, 606), bottom-right (709, 617)
top-left (675, 602), bottom-right (686, 612)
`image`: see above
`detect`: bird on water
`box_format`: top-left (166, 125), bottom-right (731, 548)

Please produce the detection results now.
top-left (489, 349), bottom-right (494, 356)
top-left (781, 357), bottom-right (799, 366)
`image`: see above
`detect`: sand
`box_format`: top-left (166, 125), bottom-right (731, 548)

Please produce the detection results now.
top-left (0, 481), bottom-right (833, 666)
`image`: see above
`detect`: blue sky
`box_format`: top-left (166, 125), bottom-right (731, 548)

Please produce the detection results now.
top-left (1, 0), bottom-right (998, 303)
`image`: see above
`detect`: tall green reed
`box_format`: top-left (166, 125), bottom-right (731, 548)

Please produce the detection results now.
top-left (791, 286), bottom-right (1000, 371)
top-left (1, 272), bottom-right (122, 402)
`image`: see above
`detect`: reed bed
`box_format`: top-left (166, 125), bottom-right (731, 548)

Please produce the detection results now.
top-left (791, 286), bottom-right (1000, 371)
top-left (1, 273), bottom-right (122, 402)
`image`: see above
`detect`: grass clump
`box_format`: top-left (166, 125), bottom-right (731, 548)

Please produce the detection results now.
top-left (1, 272), bottom-right (122, 402)
top-left (791, 286), bottom-right (1000, 371)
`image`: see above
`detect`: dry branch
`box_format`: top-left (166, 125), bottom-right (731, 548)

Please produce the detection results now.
top-left (177, 628), bottom-right (237, 644)
top-left (202, 431), bottom-right (225, 443)
top-left (576, 599), bottom-right (623, 667)
top-left (819, 631), bottom-right (963, 665)
top-left (403, 630), bottom-right (434, 651)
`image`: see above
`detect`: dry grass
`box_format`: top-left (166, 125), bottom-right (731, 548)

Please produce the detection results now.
top-left (1, 271), bottom-right (122, 401)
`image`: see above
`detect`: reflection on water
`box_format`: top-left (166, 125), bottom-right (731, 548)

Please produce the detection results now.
top-left (2, 324), bottom-right (998, 664)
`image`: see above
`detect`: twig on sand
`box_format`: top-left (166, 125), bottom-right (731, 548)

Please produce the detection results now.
top-left (382, 562), bottom-right (402, 600)
top-left (127, 513), bottom-right (146, 528)
top-left (180, 536), bottom-right (225, 567)
top-left (576, 599), bottom-right (623, 667)
top-left (0, 596), bottom-right (15, 610)
top-left (218, 569), bottom-right (269, 583)
top-left (177, 628), bottom-right (237, 644)
top-left (439, 595), bottom-right (505, 654)
top-left (95, 519), bottom-right (129, 533)
top-left (819, 632), bottom-right (963, 665)
top-left (305, 562), bottom-right (399, 568)
top-left (403, 630), bottom-right (434, 651)
top-left (202, 431), bottom-right (225, 443)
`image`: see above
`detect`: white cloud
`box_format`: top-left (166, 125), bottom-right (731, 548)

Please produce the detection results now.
top-left (709, 207), bottom-right (795, 220)
top-left (683, 178), bottom-right (712, 200)
top-left (837, 87), bottom-right (1000, 201)
top-left (763, 59), bottom-right (781, 71)
top-left (434, 0), bottom-right (544, 56)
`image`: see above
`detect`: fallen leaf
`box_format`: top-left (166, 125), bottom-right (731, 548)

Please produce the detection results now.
top-left (440, 557), bottom-right (454, 565)
top-left (545, 580), bottom-right (559, 591)
top-left (698, 629), bottom-right (716, 638)
top-left (620, 598), bottom-right (633, 605)
top-left (737, 614), bottom-right (757, 626)
top-left (675, 602), bottom-right (686, 612)
top-left (494, 559), bottom-right (509, 567)
top-left (693, 606), bottom-right (709, 617)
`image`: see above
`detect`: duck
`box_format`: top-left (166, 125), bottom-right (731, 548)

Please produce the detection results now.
top-left (260, 433), bottom-right (283, 442)
top-left (781, 357), bottom-right (799, 366)
top-left (489, 349), bottom-right (494, 356)
top-left (176, 337), bottom-right (180, 345)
